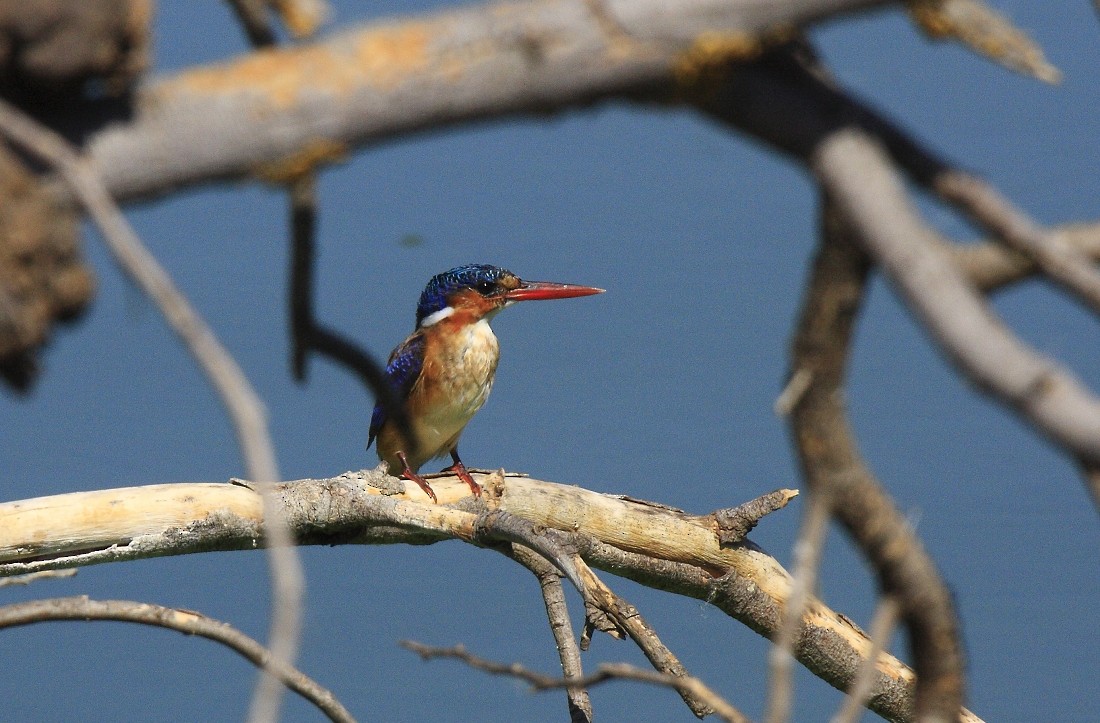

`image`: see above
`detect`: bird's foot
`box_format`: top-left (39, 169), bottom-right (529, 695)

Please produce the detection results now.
top-left (396, 451), bottom-right (438, 503)
top-left (441, 460), bottom-right (482, 498)
top-left (401, 470), bottom-right (438, 503)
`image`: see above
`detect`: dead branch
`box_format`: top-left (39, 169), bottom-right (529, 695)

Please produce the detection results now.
top-left (785, 196), bottom-right (965, 722)
top-left (0, 470), bottom-right (982, 723)
top-left (400, 641), bottom-right (748, 723)
top-left (0, 596), bottom-right (353, 723)
top-left (55, 0), bottom-right (899, 205)
top-left (511, 547), bottom-right (593, 722)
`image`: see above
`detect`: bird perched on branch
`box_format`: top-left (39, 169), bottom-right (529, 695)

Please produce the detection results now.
top-left (368, 264), bottom-right (604, 502)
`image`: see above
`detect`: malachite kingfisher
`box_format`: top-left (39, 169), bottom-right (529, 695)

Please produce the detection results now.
top-left (367, 264), bottom-right (604, 502)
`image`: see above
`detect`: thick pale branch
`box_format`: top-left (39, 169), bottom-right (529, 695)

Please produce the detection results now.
top-left (61, 0), bottom-right (893, 204)
top-left (0, 470), bottom-right (982, 723)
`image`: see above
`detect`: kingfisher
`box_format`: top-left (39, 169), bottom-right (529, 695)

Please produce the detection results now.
top-left (368, 264), bottom-right (604, 502)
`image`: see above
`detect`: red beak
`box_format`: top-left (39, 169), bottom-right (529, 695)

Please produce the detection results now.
top-left (503, 280), bottom-right (605, 302)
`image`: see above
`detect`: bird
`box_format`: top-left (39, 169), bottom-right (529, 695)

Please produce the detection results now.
top-left (368, 264), bottom-right (604, 502)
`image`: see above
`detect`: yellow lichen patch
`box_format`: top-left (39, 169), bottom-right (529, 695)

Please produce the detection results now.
top-left (159, 22), bottom-right (434, 109)
top-left (673, 27), bottom-right (795, 88)
top-left (252, 138), bottom-right (348, 183)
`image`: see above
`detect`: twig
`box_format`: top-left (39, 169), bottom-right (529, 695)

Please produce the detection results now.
top-left (400, 641), bottom-right (749, 723)
top-left (286, 174), bottom-right (414, 453)
top-left (832, 596), bottom-right (902, 723)
top-left (0, 97), bottom-right (305, 723)
top-left (935, 171), bottom-right (1100, 314)
top-left (0, 569), bottom-right (76, 587)
top-left (511, 547), bottom-right (593, 723)
top-left (474, 509), bottom-right (586, 596)
top-left (571, 555), bottom-right (724, 720)
top-left (764, 489), bottom-right (830, 723)
top-left (949, 222), bottom-right (1100, 293)
top-left (0, 596), bottom-right (353, 722)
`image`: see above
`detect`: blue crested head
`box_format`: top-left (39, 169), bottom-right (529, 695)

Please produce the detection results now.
top-left (415, 264), bottom-right (513, 327)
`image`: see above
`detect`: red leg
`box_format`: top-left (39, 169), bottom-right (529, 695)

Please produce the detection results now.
top-left (397, 451), bottom-right (438, 503)
top-left (441, 448), bottom-right (482, 497)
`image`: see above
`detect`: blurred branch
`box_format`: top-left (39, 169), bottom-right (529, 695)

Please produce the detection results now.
top-left (0, 596), bottom-right (354, 723)
top-left (692, 41), bottom-right (1100, 509)
top-left (0, 569), bottom-right (76, 587)
top-left (907, 0), bottom-right (1060, 82)
top-left (400, 641), bottom-right (747, 723)
top-left (817, 130), bottom-right (1100, 512)
top-left (764, 489), bottom-right (830, 723)
top-left (935, 172), bottom-right (1100, 312)
top-left (785, 193), bottom-right (965, 721)
top-left (833, 595), bottom-right (902, 723)
top-left (58, 0), bottom-right (902, 204)
top-left (0, 96), bottom-right (306, 723)
top-left (0, 470), bottom-right (982, 723)
top-left (222, 6), bottom-right (312, 720)
top-left (950, 222), bottom-right (1100, 293)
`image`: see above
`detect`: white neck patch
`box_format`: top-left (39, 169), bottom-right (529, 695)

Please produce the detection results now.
top-left (420, 306), bottom-right (455, 327)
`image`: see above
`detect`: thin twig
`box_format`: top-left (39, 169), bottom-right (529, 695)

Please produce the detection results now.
top-left (221, 6), bottom-right (318, 719)
top-left (570, 555), bottom-right (725, 720)
top-left (401, 641), bottom-right (749, 723)
top-left (764, 489), bottom-right (830, 723)
top-left (950, 222), bottom-right (1100, 293)
top-left (511, 547), bottom-right (593, 723)
top-left (0, 97), bottom-right (305, 723)
top-left (0, 569), bottom-right (77, 587)
top-left (832, 596), bottom-right (901, 723)
top-left (935, 171), bottom-right (1100, 314)
top-left (0, 596), bottom-right (353, 723)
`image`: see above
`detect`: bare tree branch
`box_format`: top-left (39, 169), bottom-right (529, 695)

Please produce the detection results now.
top-left (0, 596), bottom-right (353, 723)
top-left (0, 96), bottom-right (306, 723)
top-left (52, 0), bottom-right (897, 205)
top-left (0, 470), bottom-right (984, 723)
top-left (784, 197), bottom-right (966, 723)
top-left (935, 172), bottom-right (1100, 313)
top-left (511, 547), bottom-right (593, 723)
top-left (815, 130), bottom-right (1100, 512)
top-left (0, 569), bottom-right (76, 588)
top-left (950, 222), bottom-right (1100, 293)
top-left (400, 641), bottom-right (748, 723)
top-left (907, 0), bottom-right (1060, 82)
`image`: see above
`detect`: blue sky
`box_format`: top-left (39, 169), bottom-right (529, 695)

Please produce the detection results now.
top-left (3, 2), bottom-right (1099, 721)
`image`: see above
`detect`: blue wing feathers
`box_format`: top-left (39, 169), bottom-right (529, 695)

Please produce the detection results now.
top-left (367, 333), bottom-right (426, 448)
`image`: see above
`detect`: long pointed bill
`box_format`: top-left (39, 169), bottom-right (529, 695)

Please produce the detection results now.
top-left (504, 280), bottom-right (605, 302)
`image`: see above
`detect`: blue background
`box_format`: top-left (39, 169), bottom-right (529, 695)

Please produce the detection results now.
top-left (3, 2), bottom-right (1098, 721)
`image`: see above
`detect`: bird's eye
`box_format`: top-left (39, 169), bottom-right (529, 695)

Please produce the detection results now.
top-left (475, 280), bottom-right (496, 295)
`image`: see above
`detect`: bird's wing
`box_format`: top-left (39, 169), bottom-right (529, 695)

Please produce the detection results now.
top-left (367, 332), bottom-right (427, 449)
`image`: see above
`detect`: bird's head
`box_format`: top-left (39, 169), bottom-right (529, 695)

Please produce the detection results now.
top-left (415, 264), bottom-right (604, 328)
